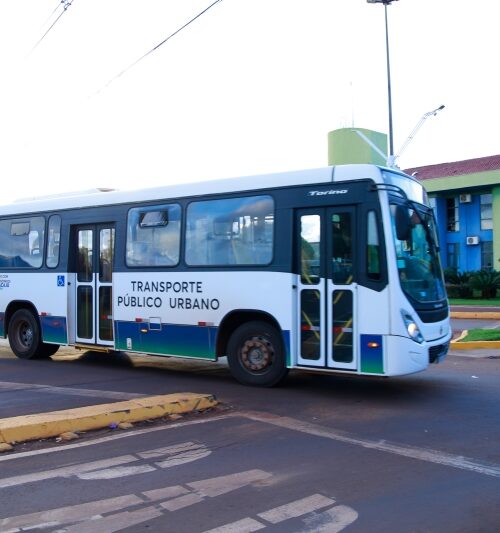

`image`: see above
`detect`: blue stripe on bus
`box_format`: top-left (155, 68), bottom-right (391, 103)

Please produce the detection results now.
top-left (114, 320), bottom-right (218, 360)
top-left (0, 312), bottom-right (4, 337)
top-left (40, 315), bottom-right (68, 344)
top-left (114, 320), bottom-right (292, 364)
top-left (360, 334), bottom-right (384, 374)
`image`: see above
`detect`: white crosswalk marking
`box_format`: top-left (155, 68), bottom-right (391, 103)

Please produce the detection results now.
top-left (77, 465), bottom-right (156, 480)
top-left (0, 495), bottom-right (144, 531)
top-left (188, 469), bottom-right (272, 497)
top-left (203, 517), bottom-right (266, 533)
top-left (0, 441), bottom-right (211, 487)
top-left (298, 505), bottom-right (359, 532)
top-left (257, 494), bottom-right (335, 524)
top-left (0, 469), bottom-right (285, 532)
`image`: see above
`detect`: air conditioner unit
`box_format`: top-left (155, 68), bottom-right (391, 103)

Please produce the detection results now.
top-left (466, 236), bottom-right (480, 245)
top-left (459, 193), bottom-right (472, 203)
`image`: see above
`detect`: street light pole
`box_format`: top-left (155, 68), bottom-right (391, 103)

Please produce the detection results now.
top-left (367, 0), bottom-right (398, 166)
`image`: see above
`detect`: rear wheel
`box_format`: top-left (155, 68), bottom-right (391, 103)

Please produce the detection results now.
top-left (8, 309), bottom-right (57, 360)
top-left (227, 321), bottom-right (288, 387)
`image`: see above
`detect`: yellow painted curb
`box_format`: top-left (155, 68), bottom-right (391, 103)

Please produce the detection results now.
top-left (0, 393), bottom-right (217, 445)
top-left (450, 340), bottom-right (500, 350)
top-left (450, 312), bottom-right (500, 319)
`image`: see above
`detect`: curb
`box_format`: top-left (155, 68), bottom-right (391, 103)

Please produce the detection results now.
top-left (0, 393), bottom-right (217, 445)
top-left (450, 340), bottom-right (500, 350)
top-left (450, 312), bottom-right (500, 319)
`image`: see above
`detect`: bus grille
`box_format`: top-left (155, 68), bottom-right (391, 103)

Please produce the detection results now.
top-left (429, 342), bottom-right (449, 364)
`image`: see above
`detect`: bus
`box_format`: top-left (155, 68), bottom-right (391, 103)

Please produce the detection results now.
top-left (0, 164), bottom-right (451, 386)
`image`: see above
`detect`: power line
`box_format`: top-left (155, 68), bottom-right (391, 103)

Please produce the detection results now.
top-left (94, 0), bottom-right (223, 96)
top-left (31, 0), bottom-right (76, 54)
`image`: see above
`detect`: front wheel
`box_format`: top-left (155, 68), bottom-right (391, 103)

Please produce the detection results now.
top-left (227, 321), bottom-right (288, 387)
top-left (8, 309), bottom-right (55, 360)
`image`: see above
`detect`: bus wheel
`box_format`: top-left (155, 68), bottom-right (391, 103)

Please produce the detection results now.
top-left (9, 309), bottom-right (45, 360)
top-left (227, 321), bottom-right (288, 387)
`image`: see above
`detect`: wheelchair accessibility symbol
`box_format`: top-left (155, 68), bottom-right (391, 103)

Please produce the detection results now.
top-left (57, 275), bottom-right (65, 287)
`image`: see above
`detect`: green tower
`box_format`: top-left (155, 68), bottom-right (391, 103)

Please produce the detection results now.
top-left (328, 128), bottom-right (388, 166)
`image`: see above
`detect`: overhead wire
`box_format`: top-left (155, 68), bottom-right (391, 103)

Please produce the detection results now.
top-left (31, 0), bottom-right (76, 54)
top-left (93, 0), bottom-right (224, 96)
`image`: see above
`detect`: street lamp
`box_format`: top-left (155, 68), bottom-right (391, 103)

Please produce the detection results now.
top-left (367, 0), bottom-right (399, 166)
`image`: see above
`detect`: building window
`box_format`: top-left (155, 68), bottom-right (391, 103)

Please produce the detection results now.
top-left (480, 193), bottom-right (493, 230)
top-left (447, 243), bottom-right (459, 270)
top-left (481, 241), bottom-right (493, 271)
top-left (446, 197), bottom-right (459, 232)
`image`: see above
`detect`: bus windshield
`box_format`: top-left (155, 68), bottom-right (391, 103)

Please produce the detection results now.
top-left (390, 203), bottom-right (446, 303)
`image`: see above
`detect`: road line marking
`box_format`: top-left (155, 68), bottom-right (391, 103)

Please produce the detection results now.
top-left (241, 411), bottom-right (500, 478)
top-left (298, 505), bottom-right (359, 533)
top-left (155, 448), bottom-right (212, 468)
top-left (160, 493), bottom-right (204, 511)
top-left (0, 442), bottom-right (212, 487)
top-left (188, 469), bottom-right (272, 497)
top-left (0, 381), bottom-right (144, 400)
top-left (203, 517), bottom-right (266, 533)
top-left (77, 465), bottom-right (156, 480)
top-left (137, 441), bottom-right (202, 459)
top-left (258, 494), bottom-right (335, 524)
top-left (0, 495), bottom-right (144, 531)
top-left (0, 455), bottom-right (138, 488)
top-left (59, 506), bottom-right (162, 533)
top-left (142, 485), bottom-right (189, 502)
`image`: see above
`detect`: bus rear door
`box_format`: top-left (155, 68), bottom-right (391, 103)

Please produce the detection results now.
top-left (73, 224), bottom-right (115, 347)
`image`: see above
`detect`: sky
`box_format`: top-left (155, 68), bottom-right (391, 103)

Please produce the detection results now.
top-left (0, 0), bottom-right (499, 205)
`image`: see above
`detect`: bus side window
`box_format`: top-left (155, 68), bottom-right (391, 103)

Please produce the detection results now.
top-left (46, 215), bottom-right (62, 268)
top-left (331, 212), bottom-right (352, 284)
top-left (0, 217), bottom-right (45, 269)
top-left (126, 204), bottom-right (181, 267)
top-left (366, 210), bottom-right (381, 280)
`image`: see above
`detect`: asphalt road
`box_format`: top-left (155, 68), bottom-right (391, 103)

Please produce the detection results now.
top-left (1, 342), bottom-right (499, 532)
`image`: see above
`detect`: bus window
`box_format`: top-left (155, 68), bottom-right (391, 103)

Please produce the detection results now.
top-left (186, 196), bottom-right (274, 266)
top-left (300, 214), bottom-right (320, 285)
top-left (99, 228), bottom-right (114, 282)
top-left (126, 204), bottom-right (181, 267)
top-left (366, 210), bottom-right (381, 280)
top-left (331, 212), bottom-right (352, 284)
top-left (46, 215), bottom-right (61, 268)
top-left (77, 229), bottom-right (93, 282)
top-left (0, 217), bottom-right (45, 268)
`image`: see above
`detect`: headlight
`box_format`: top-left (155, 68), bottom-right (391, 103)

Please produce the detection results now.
top-left (401, 310), bottom-right (424, 344)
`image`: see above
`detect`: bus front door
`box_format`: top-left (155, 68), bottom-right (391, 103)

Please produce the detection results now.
top-left (74, 225), bottom-right (115, 347)
top-left (296, 208), bottom-right (357, 370)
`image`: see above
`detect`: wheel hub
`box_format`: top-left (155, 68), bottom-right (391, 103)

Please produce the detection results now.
top-left (19, 322), bottom-right (33, 348)
top-left (241, 336), bottom-right (273, 372)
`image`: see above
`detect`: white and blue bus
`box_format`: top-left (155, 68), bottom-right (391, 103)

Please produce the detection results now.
top-left (0, 164), bottom-right (450, 386)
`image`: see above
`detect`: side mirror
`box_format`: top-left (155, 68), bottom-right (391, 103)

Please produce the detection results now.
top-left (395, 205), bottom-right (411, 241)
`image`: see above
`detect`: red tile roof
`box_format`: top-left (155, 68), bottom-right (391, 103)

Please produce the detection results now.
top-left (404, 154), bottom-right (500, 180)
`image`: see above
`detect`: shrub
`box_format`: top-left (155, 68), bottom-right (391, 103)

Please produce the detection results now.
top-left (469, 270), bottom-right (500, 299)
top-left (444, 268), bottom-right (473, 298)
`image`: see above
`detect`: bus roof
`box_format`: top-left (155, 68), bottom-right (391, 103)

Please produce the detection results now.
top-left (0, 164), bottom-right (385, 216)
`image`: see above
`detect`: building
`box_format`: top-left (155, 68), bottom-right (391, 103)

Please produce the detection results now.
top-left (327, 128), bottom-right (500, 273)
top-left (405, 156), bottom-right (500, 273)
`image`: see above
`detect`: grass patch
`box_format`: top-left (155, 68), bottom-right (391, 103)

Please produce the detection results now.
top-left (459, 329), bottom-right (500, 342)
top-left (449, 298), bottom-right (500, 306)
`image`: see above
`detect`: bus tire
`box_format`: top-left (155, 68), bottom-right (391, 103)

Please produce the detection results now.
top-left (8, 309), bottom-right (47, 360)
top-left (227, 321), bottom-right (288, 387)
